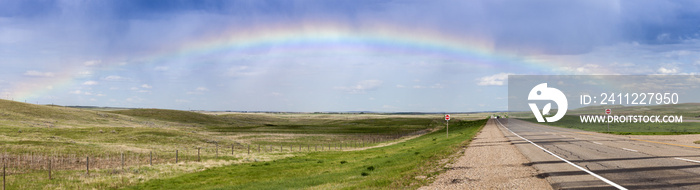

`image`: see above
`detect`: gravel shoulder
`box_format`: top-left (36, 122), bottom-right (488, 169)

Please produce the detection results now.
top-left (419, 119), bottom-right (552, 190)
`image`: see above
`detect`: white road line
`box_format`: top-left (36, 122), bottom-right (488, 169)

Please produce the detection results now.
top-left (675, 157), bottom-right (700, 164)
top-left (495, 119), bottom-right (627, 190)
top-left (621, 148), bottom-right (638, 152)
top-left (592, 142), bottom-right (603, 145)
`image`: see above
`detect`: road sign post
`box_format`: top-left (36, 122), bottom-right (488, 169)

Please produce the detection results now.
top-left (605, 109), bottom-right (611, 131)
top-left (445, 114), bottom-right (451, 138)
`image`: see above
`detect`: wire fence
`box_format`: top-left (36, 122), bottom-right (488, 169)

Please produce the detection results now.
top-left (0, 129), bottom-right (433, 188)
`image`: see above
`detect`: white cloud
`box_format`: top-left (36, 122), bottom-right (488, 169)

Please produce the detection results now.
top-left (24, 70), bottom-right (55, 77)
top-left (656, 33), bottom-right (671, 42)
top-left (396, 85), bottom-right (405, 88)
top-left (131, 85), bottom-right (152, 93)
top-left (559, 64), bottom-right (602, 74)
top-left (227, 66), bottom-right (261, 77)
top-left (175, 99), bottom-right (190, 103)
top-left (154, 66), bottom-right (169, 71)
top-left (83, 81), bottom-right (98, 85)
top-left (382, 105), bottom-right (398, 110)
top-left (334, 80), bottom-right (383, 93)
top-left (430, 83), bottom-right (445, 89)
top-left (84, 60), bottom-right (101, 66)
top-left (187, 87), bottom-right (210, 95)
top-left (68, 90), bottom-right (94, 96)
top-left (126, 96), bottom-right (144, 103)
top-left (103, 75), bottom-right (126, 81)
top-left (477, 73), bottom-right (513, 86)
top-left (77, 70), bottom-right (93, 77)
top-left (658, 67), bottom-right (678, 74)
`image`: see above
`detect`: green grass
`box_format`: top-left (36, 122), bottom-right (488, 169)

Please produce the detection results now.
top-left (0, 99), bottom-right (489, 189)
top-left (111, 109), bottom-right (228, 125)
top-left (522, 115), bottom-right (700, 135)
top-left (126, 119), bottom-right (487, 190)
top-left (111, 109), bottom-right (435, 135)
top-left (208, 118), bottom-right (435, 134)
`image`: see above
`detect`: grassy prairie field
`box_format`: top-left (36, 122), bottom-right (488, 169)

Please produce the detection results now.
top-left (0, 99), bottom-right (489, 189)
top-left (128, 119), bottom-right (486, 189)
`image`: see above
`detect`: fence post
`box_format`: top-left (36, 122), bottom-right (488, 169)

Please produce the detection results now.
top-left (231, 145), bottom-right (234, 155)
top-left (121, 153), bottom-right (125, 172)
top-left (247, 145), bottom-right (250, 154)
top-left (176, 150), bottom-right (178, 164)
top-left (48, 158), bottom-right (52, 180)
top-left (86, 156), bottom-right (89, 176)
top-left (197, 148), bottom-right (201, 162)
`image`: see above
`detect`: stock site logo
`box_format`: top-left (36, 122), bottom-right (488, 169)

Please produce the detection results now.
top-left (528, 83), bottom-right (568, 122)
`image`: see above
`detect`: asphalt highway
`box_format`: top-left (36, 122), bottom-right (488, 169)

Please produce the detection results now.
top-left (496, 118), bottom-right (700, 190)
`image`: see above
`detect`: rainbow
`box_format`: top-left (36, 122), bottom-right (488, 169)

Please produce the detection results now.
top-left (14, 22), bottom-right (592, 101)
top-left (140, 22), bottom-right (553, 70)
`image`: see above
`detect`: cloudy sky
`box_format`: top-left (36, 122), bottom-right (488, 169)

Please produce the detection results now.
top-left (1, 0), bottom-right (700, 112)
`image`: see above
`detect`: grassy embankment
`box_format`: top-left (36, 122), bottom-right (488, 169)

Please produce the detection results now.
top-left (128, 119), bottom-right (486, 189)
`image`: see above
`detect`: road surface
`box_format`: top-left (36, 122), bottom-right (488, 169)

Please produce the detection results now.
top-left (498, 118), bottom-right (700, 189)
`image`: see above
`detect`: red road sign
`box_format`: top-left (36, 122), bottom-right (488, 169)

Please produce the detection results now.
top-left (605, 109), bottom-right (611, 115)
top-left (445, 114), bottom-right (450, 121)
